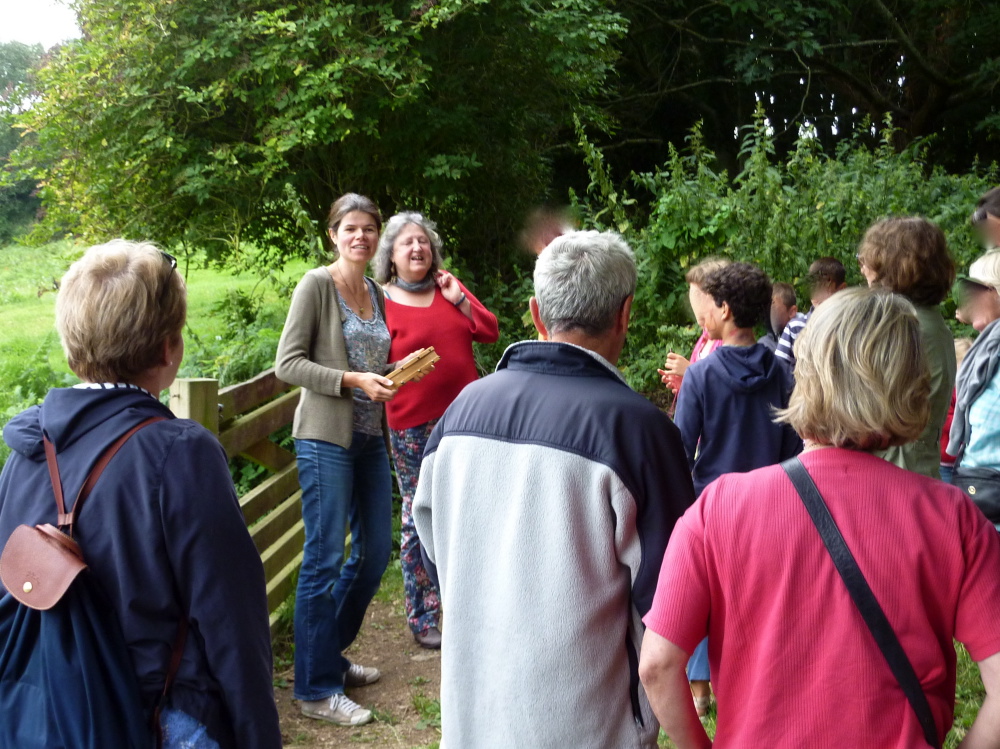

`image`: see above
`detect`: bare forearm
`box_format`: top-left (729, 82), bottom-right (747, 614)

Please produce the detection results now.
top-left (648, 665), bottom-right (712, 749)
top-left (640, 632), bottom-right (712, 749)
top-left (960, 693), bottom-right (1000, 749)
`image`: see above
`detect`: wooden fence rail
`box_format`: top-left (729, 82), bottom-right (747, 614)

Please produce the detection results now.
top-left (170, 369), bottom-right (302, 636)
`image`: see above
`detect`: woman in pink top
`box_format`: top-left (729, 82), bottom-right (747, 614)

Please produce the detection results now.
top-left (639, 287), bottom-right (1000, 748)
top-left (659, 259), bottom-right (729, 396)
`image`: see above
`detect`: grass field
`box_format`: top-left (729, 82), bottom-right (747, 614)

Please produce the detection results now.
top-left (0, 239), bottom-right (307, 390)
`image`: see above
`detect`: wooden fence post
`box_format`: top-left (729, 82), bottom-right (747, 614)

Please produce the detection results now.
top-left (169, 378), bottom-right (220, 433)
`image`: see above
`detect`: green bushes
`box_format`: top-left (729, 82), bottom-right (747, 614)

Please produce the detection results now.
top-left (572, 107), bottom-right (996, 393)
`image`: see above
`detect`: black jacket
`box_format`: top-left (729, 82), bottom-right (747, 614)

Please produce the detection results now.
top-left (0, 386), bottom-right (281, 749)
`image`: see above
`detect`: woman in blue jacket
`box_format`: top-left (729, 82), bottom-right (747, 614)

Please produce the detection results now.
top-left (0, 240), bottom-right (281, 749)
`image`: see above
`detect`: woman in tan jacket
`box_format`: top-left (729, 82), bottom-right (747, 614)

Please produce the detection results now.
top-left (276, 193), bottom-right (418, 727)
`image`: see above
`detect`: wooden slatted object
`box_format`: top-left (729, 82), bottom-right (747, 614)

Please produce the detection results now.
top-left (386, 347), bottom-right (440, 390)
top-left (171, 368), bottom-right (320, 636)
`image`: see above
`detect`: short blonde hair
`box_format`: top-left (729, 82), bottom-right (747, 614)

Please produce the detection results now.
top-left (775, 288), bottom-right (929, 450)
top-left (56, 240), bottom-right (186, 383)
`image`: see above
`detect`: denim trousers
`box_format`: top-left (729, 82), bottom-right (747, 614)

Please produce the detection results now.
top-left (293, 433), bottom-right (392, 701)
top-left (687, 637), bottom-right (710, 682)
top-left (389, 421), bottom-right (441, 635)
top-left (160, 708), bottom-right (219, 749)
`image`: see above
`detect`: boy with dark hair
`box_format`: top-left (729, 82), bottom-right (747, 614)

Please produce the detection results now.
top-left (675, 262), bottom-right (802, 496)
top-left (673, 261), bottom-right (802, 714)
top-left (774, 256), bottom-right (847, 368)
top-left (758, 281), bottom-right (803, 352)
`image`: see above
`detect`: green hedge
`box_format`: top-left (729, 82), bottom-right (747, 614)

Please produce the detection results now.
top-left (568, 107), bottom-right (996, 393)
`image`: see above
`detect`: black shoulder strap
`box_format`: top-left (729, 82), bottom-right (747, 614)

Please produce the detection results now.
top-left (781, 457), bottom-right (940, 749)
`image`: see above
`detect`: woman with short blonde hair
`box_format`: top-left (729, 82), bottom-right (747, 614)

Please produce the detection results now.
top-left (56, 240), bottom-right (186, 383)
top-left (0, 240), bottom-right (280, 749)
top-left (778, 288), bottom-right (930, 449)
top-left (640, 287), bottom-right (1000, 749)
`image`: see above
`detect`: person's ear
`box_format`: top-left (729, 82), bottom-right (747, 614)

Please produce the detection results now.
top-left (790, 304), bottom-right (798, 317)
top-left (619, 295), bottom-right (634, 334)
top-left (529, 297), bottom-right (549, 340)
top-left (719, 300), bottom-right (732, 321)
top-left (159, 336), bottom-right (174, 367)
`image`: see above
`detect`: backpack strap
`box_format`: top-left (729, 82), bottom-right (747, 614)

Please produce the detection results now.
top-left (153, 618), bottom-right (189, 749)
top-left (781, 457), bottom-right (940, 749)
top-left (43, 417), bottom-right (166, 531)
top-left (43, 415), bottom-right (189, 745)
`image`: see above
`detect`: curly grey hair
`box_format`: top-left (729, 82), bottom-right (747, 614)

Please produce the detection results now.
top-left (373, 211), bottom-right (445, 284)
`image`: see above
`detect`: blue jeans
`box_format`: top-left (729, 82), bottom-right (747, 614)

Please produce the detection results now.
top-left (293, 434), bottom-right (392, 701)
top-left (939, 464), bottom-right (954, 485)
top-left (160, 708), bottom-right (219, 749)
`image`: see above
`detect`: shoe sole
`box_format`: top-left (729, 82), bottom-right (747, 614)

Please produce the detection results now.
top-left (301, 708), bottom-right (373, 727)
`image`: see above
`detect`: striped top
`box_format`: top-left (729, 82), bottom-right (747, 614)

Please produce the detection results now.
top-left (773, 310), bottom-right (810, 365)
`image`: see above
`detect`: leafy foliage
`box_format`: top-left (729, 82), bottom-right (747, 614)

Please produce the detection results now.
top-left (575, 106), bottom-right (996, 392)
top-left (8, 0), bottom-right (623, 276)
top-left (0, 41), bottom-right (43, 243)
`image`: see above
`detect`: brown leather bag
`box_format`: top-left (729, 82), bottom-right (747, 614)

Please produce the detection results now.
top-left (0, 417), bottom-right (161, 607)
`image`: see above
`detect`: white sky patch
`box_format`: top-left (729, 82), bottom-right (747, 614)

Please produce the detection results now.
top-left (0, 0), bottom-right (80, 49)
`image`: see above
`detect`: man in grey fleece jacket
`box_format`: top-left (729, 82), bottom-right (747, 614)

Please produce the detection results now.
top-left (413, 231), bottom-right (696, 748)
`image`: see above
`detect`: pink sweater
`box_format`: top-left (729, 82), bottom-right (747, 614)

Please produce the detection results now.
top-left (644, 448), bottom-right (1000, 748)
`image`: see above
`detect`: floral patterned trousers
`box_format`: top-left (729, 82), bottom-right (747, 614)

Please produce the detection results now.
top-left (389, 420), bottom-right (442, 635)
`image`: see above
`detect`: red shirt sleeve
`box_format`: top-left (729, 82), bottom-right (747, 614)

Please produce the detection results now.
top-left (642, 496), bottom-right (712, 654)
top-left (458, 281), bottom-right (500, 344)
top-left (954, 496), bottom-right (1000, 662)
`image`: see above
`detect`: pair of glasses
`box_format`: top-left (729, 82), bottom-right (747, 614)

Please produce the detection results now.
top-left (159, 251), bottom-right (177, 305)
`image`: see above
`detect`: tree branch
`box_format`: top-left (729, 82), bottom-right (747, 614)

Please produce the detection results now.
top-left (870, 0), bottom-right (958, 88)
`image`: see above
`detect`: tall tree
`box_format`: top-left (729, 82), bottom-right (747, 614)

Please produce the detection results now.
top-left (0, 41), bottom-right (43, 243)
top-left (596, 0), bottom-right (1000, 178)
top-left (8, 0), bottom-right (623, 269)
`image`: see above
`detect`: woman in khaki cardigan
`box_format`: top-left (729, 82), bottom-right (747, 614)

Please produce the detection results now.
top-left (276, 193), bottom-right (419, 728)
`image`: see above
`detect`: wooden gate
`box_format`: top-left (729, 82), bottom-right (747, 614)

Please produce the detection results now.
top-left (169, 369), bottom-right (302, 636)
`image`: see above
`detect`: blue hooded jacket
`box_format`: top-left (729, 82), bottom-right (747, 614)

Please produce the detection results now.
top-left (0, 386), bottom-right (281, 749)
top-left (674, 343), bottom-right (802, 496)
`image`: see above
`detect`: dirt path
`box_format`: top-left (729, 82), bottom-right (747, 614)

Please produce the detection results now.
top-left (274, 595), bottom-right (442, 748)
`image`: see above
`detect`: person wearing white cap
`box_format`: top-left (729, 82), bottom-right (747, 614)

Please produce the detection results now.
top-left (948, 250), bottom-right (1000, 527)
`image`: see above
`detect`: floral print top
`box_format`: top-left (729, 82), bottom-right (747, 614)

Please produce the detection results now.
top-left (338, 278), bottom-right (391, 437)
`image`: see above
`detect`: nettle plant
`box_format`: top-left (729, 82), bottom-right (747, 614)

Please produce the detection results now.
top-left (574, 106), bottom-right (996, 394)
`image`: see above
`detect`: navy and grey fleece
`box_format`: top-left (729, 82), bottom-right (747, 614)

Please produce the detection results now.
top-left (413, 341), bottom-right (695, 749)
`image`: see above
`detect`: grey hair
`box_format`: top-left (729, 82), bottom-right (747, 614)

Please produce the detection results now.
top-left (373, 211), bottom-right (445, 284)
top-left (534, 230), bottom-right (637, 336)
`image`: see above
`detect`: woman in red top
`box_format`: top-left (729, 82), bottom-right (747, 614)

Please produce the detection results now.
top-left (639, 288), bottom-right (1000, 748)
top-left (374, 212), bottom-right (499, 648)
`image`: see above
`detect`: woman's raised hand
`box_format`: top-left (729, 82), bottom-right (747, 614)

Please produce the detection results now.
top-left (663, 352), bottom-right (690, 376)
top-left (658, 352), bottom-right (690, 394)
top-left (435, 270), bottom-right (464, 304)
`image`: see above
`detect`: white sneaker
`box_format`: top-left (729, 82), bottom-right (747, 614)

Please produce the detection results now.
top-left (344, 662), bottom-right (381, 687)
top-left (300, 693), bottom-right (373, 726)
